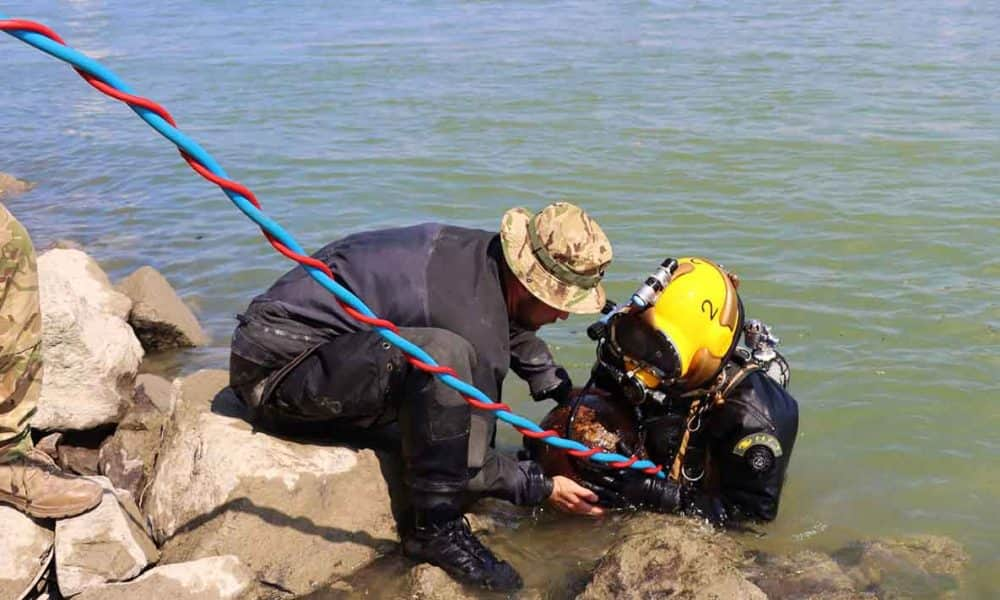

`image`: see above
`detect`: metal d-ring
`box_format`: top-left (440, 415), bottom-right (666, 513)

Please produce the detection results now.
top-left (682, 464), bottom-right (704, 482)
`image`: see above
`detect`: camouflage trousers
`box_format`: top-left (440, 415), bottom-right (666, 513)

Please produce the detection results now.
top-left (0, 202), bottom-right (41, 461)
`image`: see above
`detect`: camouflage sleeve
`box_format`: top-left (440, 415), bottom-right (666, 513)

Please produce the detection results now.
top-left (0, 203), bottom-right (42, 452)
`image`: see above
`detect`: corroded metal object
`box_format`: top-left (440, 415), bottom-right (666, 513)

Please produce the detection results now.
top-left (528, 393), bottom-right (646, 482)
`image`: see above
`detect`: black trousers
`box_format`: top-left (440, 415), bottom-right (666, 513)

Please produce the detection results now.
top-left (230, 327), bottom-right (479, 509)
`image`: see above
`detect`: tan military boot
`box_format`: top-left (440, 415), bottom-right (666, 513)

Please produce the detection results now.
top-left (0, 449), bottom-right (103, 518)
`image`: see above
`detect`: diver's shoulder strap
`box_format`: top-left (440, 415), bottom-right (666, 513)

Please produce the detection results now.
top-left (668, 358), bottom-right (762, 484)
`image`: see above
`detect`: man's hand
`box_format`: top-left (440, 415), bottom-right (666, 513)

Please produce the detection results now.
top-left (547, 475), bottom-right (605, 516)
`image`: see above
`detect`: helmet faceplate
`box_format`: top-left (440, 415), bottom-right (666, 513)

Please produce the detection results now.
top-left (613, 257), bottom-right (742, 391)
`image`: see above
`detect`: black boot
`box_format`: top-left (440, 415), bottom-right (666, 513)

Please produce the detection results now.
top-left (402, 508), bottom-right (523, 592)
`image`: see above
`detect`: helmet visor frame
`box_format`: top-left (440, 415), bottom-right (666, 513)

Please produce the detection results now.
top-left (610, 312), bottom-right (682, 389)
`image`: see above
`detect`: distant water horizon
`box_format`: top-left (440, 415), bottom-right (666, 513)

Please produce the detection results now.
top-left (3, 1), bottom-right (997, 596)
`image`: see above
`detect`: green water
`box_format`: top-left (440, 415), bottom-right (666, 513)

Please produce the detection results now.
top-left (2, 1), bottom-right (997, 596)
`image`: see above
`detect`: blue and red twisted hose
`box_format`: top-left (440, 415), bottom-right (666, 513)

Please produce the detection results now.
top-left (0, 15), bottom-right (665, 478)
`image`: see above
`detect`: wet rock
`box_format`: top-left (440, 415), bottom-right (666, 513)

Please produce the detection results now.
top-left (146, 370), bottom-right (399, 597)
top-left (74, 555), bottom-right (256, 600)
top-left (0, 172), bottom-right (34, 199)
top-left (465, 497), bottom-right (533, 535)
top-left (55, 476), bottom-right (159, 597)
top-left (98, 374), bottom-right (176, 502)
top-left (747, 550), bottom-right (861, 599)
top-left (578, 513), bottom-right (766, 600)
top-left (834, 535), bottom-right (970, 599)
top-left (117, 266), bottom-right (209, 351)
top-left (34, 249), bottom-right (143, 430)
top-left (407, 564), bottom-right (477, 600)
top-left (0, 506), bottom-right (53, 600)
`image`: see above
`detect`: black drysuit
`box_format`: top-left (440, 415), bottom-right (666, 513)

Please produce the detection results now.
top-left (229, 224), bottom-right (563, 508)
top-left (585, 363), bottom-right (799, 524)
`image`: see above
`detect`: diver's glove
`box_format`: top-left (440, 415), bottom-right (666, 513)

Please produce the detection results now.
top-left (583, 470), bottom-right (729, 527)
top-left (582, 470), bottom-right (682, 512)
top-left (617, 472), bottom-right (683, 513)
top-left (684, 492), bottom-right (729, 528)
top-left (529, 367), bottom-right (573, 404)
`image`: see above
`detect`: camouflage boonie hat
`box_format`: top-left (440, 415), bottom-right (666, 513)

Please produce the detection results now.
top-left (500, 202), bottom-right (612, 314)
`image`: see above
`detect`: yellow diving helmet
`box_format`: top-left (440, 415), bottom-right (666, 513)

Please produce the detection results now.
top-left (610, 257), bottom-right (743, 394)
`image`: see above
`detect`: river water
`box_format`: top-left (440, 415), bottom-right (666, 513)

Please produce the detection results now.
top-left (2, 1), bottom-right (997, 596)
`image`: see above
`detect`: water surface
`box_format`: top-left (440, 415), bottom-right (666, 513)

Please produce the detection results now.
top-left (2, 1), bottom-right (997, 596)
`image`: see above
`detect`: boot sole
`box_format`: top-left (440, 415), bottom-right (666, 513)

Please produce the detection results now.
top-left (0, 492), bottom-right (101, 519)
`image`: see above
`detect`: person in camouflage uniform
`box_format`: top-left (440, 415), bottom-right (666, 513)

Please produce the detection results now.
top-left (229, 202), bottom-right (612, 591)
top-left (0, 202), bottom-right (102, 518)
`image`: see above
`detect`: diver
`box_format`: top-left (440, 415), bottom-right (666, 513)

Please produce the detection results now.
top-left (527, 257), bottom-right (799, 526)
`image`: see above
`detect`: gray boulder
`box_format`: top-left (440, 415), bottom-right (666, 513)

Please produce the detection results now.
top-left (145, 370), bottom-right (399, 597)
top-left (116, 266), bottom-right (209, 351)
top-left (55, 476), bottom-right (159, 597)
top-left (578, 513), bottom-right (767, 600)
top-left (0, 506), bottom-right (53, 600)
top-left (74, 556), bottom-right (256, 600)
top-left (98, 374), bottom-right (176, 503)
top-left (34, 249), bottom-right (143, 430)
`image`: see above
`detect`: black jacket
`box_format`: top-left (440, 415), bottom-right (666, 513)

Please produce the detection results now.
top-left (232, 224), bottom-right (565, 504)
top-left (637, 366), bottom-right (798, 522)
top-left (701, 369), bottom-right (798, 521)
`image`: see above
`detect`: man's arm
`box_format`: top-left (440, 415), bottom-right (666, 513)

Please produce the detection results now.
top-left (466, 448), bottom-right (603, 515)
top-left (508, 326), bottom-right (572, 403)
top-left (466, 448), bottom-right (553, 506)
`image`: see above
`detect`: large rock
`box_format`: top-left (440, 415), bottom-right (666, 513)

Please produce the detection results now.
top-left (55, 476), bottom-right (159, 597)
top-left (146, 370), bottom-right (399, 596)
top-left (116, 266), bottom-right (209, 351)
top-left (0, 506), bottom-right (53, 600)
top-left (0, 172), bottom-right (34, 199)
top-left (834, 535), bottom-right (970, 599)
top-left (132, 373), bottom-right (176, 414)
top-left (578, 513), bottom-right (767, 600)
top-left (747, 550), bottom-right (864, 599)
top-left (98, 374), bottom-right (176, 502)
top-left (57, 443), bottom-right (102, 476)
top-left (34, 249), bottom-right (143, 430)
top-left (74, 556), bottom-right (256, 600)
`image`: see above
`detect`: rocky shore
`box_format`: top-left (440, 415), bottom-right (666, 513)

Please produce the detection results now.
top-left (1, 174), bottom-right (973, 599)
